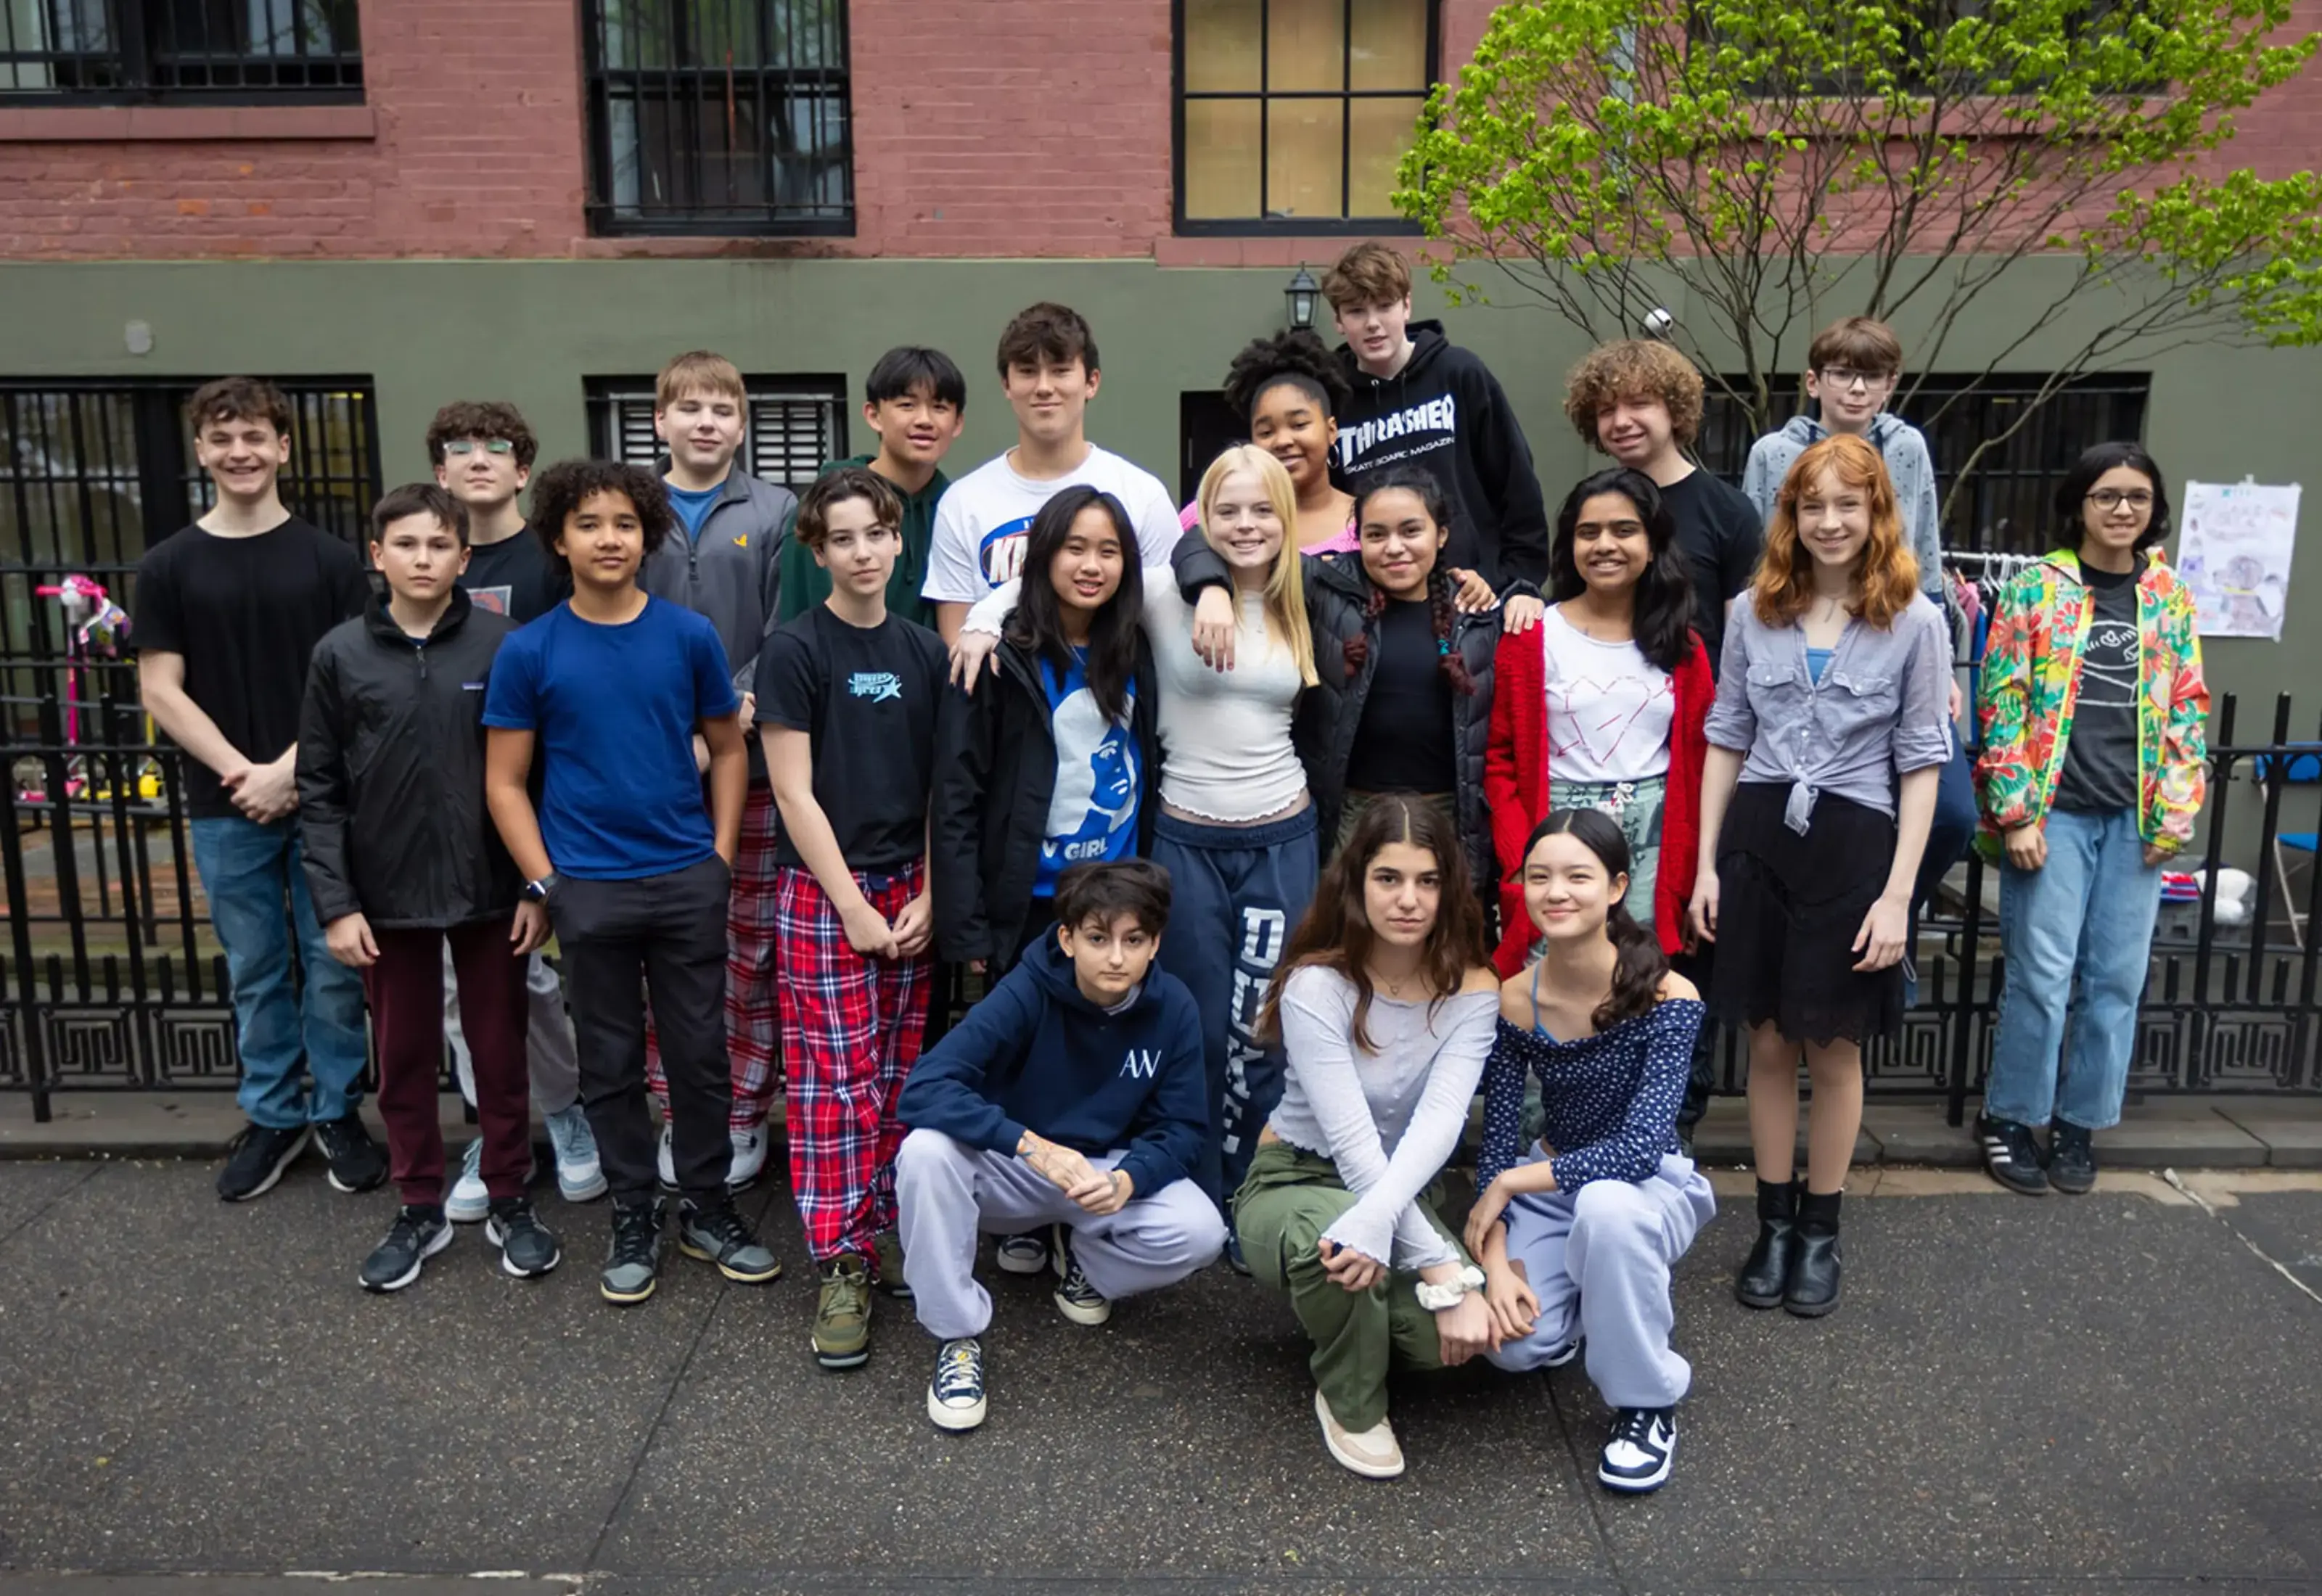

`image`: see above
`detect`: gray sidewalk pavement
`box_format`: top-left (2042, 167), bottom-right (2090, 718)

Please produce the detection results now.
top-left (1, 1150), bottom-right (2318, 1595)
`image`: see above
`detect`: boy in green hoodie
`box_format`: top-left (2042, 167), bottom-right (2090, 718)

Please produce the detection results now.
top-left (776, 347), bottom-right (967, 628)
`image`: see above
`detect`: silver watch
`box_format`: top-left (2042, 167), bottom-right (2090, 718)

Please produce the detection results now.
top-left (1414, 1264), bottom-right (1486, 1312)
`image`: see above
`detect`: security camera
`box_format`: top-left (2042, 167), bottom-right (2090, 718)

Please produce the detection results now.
top-left (1642, 307), bottom-right (1675, 337)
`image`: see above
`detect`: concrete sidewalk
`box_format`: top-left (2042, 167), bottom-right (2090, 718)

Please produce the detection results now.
top-left (0, 1153), bottom-right (2317, 1594)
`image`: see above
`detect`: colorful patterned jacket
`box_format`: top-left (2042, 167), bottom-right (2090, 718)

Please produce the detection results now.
top-left (1973, 548), bottom-right (2209, 853)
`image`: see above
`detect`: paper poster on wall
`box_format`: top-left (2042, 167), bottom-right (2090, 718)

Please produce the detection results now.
top-left (2177, 480), bottom-right (2301, 641)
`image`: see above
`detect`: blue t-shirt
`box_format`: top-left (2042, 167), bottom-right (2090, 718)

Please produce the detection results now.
top-left (482, 596), bottom-right (739, 879)
top-left (1806, 646), bottom-right (1835, 685)
top-left (1034, 648), bottom-right (1141, 897)
top-left (666, 480), bottom-right (724, 541)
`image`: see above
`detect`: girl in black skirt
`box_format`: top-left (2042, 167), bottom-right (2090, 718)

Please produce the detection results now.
top-left (1687, 435), bottom-right (1952, 1317)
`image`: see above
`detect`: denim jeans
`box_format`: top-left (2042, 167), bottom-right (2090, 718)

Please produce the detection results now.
top-left (190, 815), bottom-right (369, 1130)
top-left (1985, 806), bottom-right (2163, 1130)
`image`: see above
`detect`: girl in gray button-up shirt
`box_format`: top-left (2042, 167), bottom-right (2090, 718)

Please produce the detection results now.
top-left (1687, 435), bottom-right (1952, 1320)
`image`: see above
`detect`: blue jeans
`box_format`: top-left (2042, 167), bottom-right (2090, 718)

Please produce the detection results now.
top-left (1985, 807), bottom-right (2162, 1130)
top-left (190, 815), bottom-right (369, 1129)
top-left (1916, 731), bottom-right (1978, 916)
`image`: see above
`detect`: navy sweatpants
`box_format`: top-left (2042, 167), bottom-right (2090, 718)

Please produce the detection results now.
top-left (1152, 808), bottom-right (1320, 1202)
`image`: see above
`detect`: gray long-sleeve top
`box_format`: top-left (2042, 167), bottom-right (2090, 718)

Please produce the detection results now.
top-left (1704, 593), bottom-right (1954, 834)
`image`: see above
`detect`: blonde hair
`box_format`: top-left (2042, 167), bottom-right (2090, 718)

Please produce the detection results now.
top-left (655, 350), bottom-right (748, 411)
top-left (1196, 445), bottom-right (1318, 688)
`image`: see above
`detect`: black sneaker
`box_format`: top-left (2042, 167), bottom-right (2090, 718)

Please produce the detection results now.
top-left (676, 1198), bottom-right (781, 1283)
top-left (1977, 1114), bottom-right (2050, 1196)
top-left (485, 1196), bottom-right (562, 1279)
top-left (216, 1122), bottom-right (310, 1202)
top-left (313, 1114), bottom-right (388, 1195)
top-left (360, 1205), bottom-right (451, 1293)
top-left (1599, 1407), bottom-right (1676, 1494)
top-left (1051, 1224), bottom-right (1110, 1326)
top-left (927, 1336), bottom-right (988, 1431)
top-left (601, 1198), bottom-right (665, 1305)
top-left (2048, 1121), bottom-right (2099, 1195)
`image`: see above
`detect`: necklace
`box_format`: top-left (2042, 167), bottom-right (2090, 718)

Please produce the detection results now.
top-left (1366, 962), bottom-right (1421, 1000)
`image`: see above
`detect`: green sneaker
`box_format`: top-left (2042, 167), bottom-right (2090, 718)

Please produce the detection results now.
top-left (871, 1229), bottom-right (912, 1299)
top-left (813, 1254), bottom-right (873, 1370)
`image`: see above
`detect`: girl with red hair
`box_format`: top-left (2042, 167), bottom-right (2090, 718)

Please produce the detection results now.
top-left (1687, 435), bottom-right (1952, 1318)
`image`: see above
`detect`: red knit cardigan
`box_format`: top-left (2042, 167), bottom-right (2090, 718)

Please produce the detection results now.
top-left (1483, 622), bottom-right (1713, 976)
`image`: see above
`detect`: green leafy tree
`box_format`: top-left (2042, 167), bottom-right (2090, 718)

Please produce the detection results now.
top-left (1398, 0), bottom-right (2322, 527)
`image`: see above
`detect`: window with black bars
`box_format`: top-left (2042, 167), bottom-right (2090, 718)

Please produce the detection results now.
top-left (1698, 372), bottom-right (2152, 555)
top-left (1176, 0), bottom-right (1437, 233)
top-left (0, 0), bottom-right (362, 102)
top-left (581, 0), bottom-right (853, 236)
top-left (584, 376), bottom-right (848, 493)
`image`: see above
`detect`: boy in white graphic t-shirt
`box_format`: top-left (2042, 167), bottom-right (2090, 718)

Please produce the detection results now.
top-left (920, 303), bottom-right (1181, 643)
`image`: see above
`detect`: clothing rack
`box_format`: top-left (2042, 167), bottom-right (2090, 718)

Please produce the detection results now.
top-left (1938, 550), bottom-right (2038, 698)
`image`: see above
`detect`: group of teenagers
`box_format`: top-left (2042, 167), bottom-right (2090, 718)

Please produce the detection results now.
top-left (132, 240), bottom-right (2209, 1500)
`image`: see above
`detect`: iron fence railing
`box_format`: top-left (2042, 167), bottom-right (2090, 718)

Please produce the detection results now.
top-left (0, 0), bottom-right (363, 102)
top-left (2, 658), bottom-right (2317, 1123)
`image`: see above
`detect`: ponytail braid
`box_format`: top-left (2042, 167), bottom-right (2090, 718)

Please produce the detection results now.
top-left (1593, 898), bottom-right (1670, 1032)
top-left (1341, 583), bottom-right (1387, 675)
top-left (1428, 567), bottom-right (1476, 696)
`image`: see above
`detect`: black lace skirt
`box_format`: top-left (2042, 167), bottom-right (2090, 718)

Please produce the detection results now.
top-left (1709, 782), bottom-right (1903, 1047)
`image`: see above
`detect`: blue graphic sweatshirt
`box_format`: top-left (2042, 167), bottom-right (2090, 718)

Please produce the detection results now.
top-left (896, 933), bottom-right (1208, 1200)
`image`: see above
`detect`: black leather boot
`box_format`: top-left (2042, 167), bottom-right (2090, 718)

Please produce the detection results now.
top-left (1734, 1178), bottom-right (1797, 1309)
top-left (1786, 1188), bottom-right (1843, 1317)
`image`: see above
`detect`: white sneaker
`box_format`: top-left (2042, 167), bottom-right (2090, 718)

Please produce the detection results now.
top-left (1599, 1407), bottom-right (1676, 1494)
top-left (1314, 1388), bottom-right (1404, 1479)
top-left (655, 1121), bottom-right (677, 1191)
top-left (994, 1230), bottom-right (1046, 1275)
top-left (726, 1122), bottom-right (768, 1192)
top-left (544, 1105), bottom-right (607, 1203)
top-left (445, 1138), bottom-right (490, 1223)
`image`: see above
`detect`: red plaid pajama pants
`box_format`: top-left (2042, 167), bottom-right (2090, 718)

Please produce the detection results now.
top-left (774, 860), bottom-right (931, 1264)
top-left (646, 781), bottom-right (781, 1130)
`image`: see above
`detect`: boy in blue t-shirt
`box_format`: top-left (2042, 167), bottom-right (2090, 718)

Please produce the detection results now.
top-left (482, 458), bottom-right (781, 1308)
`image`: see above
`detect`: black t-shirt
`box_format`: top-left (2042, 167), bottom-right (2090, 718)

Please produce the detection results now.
top-left (459, 527), bottom-right (569, 623)
top-left (1660, 469), bottom-right (1763, 676)
top-left (755, 605), bottom-right (948, 871)
top-left (131, 517), bottom-right (372, 819)
top-left (1345, 597), bottom-right (1459, 793)
top-left (2052, 565), bottom-right (2141, 815)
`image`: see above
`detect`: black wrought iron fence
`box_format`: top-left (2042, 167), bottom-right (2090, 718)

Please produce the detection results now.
top-left (3, 662), bottom-right (2318, 1124)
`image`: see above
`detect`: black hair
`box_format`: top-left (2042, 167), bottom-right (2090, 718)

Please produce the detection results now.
top-left (371, 481), bottom-right (470, 547)
top-left (527, 458), bottom-right (673, 577)
top-left (1343, 466), bottom-right (1474, 696)
top-left (865, 345), bottom-right (968, 412)
top-left (795, 465), bottom-right (904, 550)
top-left (2054, 441), bottom-right (2170, 555)
top-left (1222, 329), bottom-right (1351, 428)
top-left (1522, 808), bottom-right (1667, 1032)
top-left (1551, 467), bottom-right (1699, 674)
top-left (1004, 485), bottom-right (1145, 724)
top-left (1054, 859), bottom-right (1172, 939)
top-left (425, 400), bottom-right (538, 470)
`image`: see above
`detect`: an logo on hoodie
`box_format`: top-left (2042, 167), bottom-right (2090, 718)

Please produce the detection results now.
top-left (1335, 393), bottom-right (1459, 474)
top-left (1120, 1048), bottom-right (1160, 1081)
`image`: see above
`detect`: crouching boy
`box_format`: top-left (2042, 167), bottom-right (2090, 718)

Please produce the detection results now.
top-left (893, 860), bottom-right (1226, 1431)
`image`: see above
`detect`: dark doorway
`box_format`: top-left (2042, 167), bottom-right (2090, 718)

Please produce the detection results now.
top-left (1178, 391), bottom-right (1246, 505)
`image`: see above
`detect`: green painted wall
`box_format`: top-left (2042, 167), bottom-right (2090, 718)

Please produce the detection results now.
top-left (3, 256), bottom-right (2317, 762)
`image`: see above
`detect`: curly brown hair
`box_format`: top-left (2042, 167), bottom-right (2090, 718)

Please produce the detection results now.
top-left (425, 400), bottom-right (538, 470)
top-left (186, 377), bottom-right (292, 438)
top-left (526, 459), bottom-right (673, 577)
top-left (1562, 340), bottom-right (1705, 451)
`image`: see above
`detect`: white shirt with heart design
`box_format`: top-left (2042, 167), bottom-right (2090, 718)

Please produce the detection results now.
top-left (1540, 604), bottom-right (1675, 783)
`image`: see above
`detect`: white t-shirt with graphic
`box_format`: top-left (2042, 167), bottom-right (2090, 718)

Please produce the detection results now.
top-left (920, 444), bottom-right (1182, 604)
top-left (1539, 604), bottom-right (1675, 784)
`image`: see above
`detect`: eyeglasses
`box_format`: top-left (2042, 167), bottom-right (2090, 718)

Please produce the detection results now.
top-left (1817, 366), bottom-right (1892, 391)
top-left (443, 439), bottom-right (515, 457)
top-left (2087, 488), bottom-right (2155, 511)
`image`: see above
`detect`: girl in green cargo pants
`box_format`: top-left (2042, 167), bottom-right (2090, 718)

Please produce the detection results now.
top-left (1234, 795), bottom-right (1502, 1481)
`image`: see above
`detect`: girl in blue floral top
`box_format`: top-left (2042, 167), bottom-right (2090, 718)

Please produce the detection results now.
top-left (1466, 808), bottom-right (1715, 1496)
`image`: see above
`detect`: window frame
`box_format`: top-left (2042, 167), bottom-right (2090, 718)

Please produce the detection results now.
top-left (583, 374), bottom-right (850, 495)
top-left (0, 0), bottom-right (365, 107)
top-left (578, 0), bottom-right (856, 239)
top-left (1172, 0), bottom-right (1440, 236)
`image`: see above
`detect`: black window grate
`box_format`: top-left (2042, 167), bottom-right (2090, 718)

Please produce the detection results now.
top-left (1699, 372), bottom-right (2151, 555)
top-left (1174, 0), bottom-right (1439, 234)
top-left (584, 376), bottom-right (848, 495)
top-left (581, 0), bottom-right (853, 236)
top-left (1, 0), bottom-right (362, 102)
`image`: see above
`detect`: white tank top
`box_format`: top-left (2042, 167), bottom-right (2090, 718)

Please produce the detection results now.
top-left (1144, 582), bottom-right (1308, 822)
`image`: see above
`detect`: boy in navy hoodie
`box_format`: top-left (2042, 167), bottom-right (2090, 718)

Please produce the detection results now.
top-left (894, 860), bottom-right (1225, 1431)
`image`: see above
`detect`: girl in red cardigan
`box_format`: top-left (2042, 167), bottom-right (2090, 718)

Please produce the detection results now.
top-left (1486, 469), bottom-right (1712, 978)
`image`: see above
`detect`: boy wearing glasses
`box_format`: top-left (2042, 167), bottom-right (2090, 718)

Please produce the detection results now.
top-left (427, 402), bottom-right (602, 1222)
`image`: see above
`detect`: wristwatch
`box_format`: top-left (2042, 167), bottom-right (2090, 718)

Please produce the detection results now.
top-left (1414, 1264), bottom-right (1487, 1312)
top-left (522, 873), bottom-right (559, 904)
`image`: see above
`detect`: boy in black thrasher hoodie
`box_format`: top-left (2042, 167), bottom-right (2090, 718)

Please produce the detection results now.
top-left (1324, 242), bottom-right (1551, 590)
top-left (893, 860), bottom-right (1226, 1433)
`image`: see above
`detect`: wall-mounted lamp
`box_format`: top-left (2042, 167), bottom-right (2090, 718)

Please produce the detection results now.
top-left (1285, 266), bottom-right (1321, 332)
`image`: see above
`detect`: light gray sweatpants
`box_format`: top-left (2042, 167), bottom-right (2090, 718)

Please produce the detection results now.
top-left (894, 1127), bottom-right (1228, 1341)
top-left (446, 947), bottom-right (581, 1119)
top-left (1485, 1152), bottom-right (1715, 1410)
